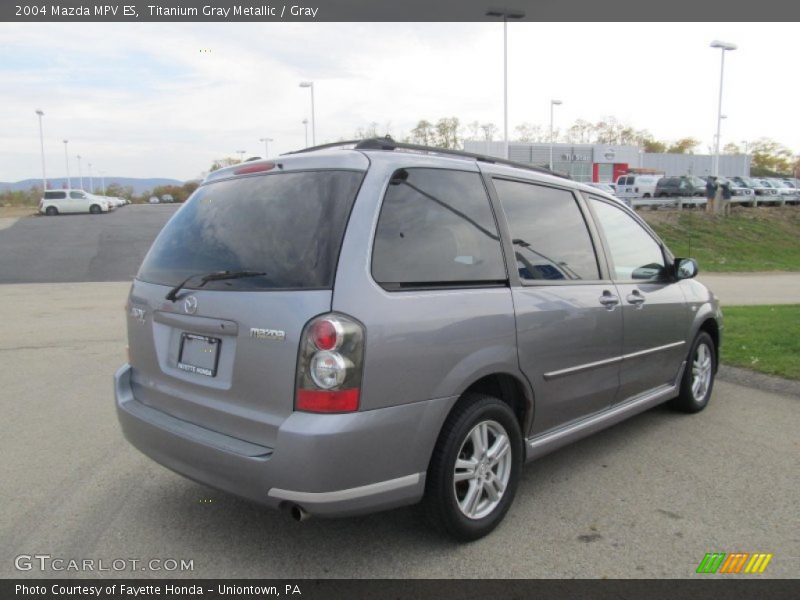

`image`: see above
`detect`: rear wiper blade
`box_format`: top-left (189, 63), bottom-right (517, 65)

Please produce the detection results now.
top-left (165, 270), bottom-right (267, 302)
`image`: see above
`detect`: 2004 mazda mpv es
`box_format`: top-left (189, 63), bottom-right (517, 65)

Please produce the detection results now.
top-left (115, 138), bottom-right (722, 541)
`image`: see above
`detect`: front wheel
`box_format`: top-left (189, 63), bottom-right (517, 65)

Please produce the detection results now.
top-left (670, 331), bottom-right (716, 413)
top-left (89, 204), bottom-right (102, 214)
top-left (423, 394), bottom-right (523, 541)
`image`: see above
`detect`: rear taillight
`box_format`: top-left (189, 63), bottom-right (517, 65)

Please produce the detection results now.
top-left (296, 314), bottom-right (364, 413)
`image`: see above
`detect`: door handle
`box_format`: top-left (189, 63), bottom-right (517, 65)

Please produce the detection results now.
top-left (599, 291), bottom-right (619, 310)
top-left (626, 290), bottom-right (646, 308)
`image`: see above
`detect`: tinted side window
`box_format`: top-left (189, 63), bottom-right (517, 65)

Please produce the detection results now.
top-left (372, 168), bottom-right (506, 288)
top-left (493, 179), bottom-right (600, 281)
top-left (589, 198), bottom-right (666, 281)
top-left (45, 191), bottom-right (66, 200)
top-left (69, 191), bottom-right (85, 199)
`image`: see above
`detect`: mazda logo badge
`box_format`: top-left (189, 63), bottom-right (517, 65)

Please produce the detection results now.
top-left (184, 296), bottom-right (198, 314)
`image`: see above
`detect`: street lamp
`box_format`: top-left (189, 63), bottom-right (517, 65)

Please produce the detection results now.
top-left (63, 140), bottom-right (71, 189)
top-left (35, 109), bottom-right (47, 192)
top-left (486, 7), bottom-right (525, 160)
top-left (100, 171), bottom-right (106, 195)
top-left (549, 99), bottom-right (562, 172)
top-left (77, 154), bottom-right (83, 190)
top-left (88, 162), bottom-right (93, 193)
top-left (302, 119), bottom-right (309, 148)
top-left (710, 40), bottom-right (737, 177)
top-left (259, 137), bottom-right (273, 157)
top-left (236, 150), bottom-right (246, 163)
top-left (299, 81), bottom-right (316, 146)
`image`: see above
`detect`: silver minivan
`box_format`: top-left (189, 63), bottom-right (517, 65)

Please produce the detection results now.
top-left (115, 139), bottom-right (722, 540)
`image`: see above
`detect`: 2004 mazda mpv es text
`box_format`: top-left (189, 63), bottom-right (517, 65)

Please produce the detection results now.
top-left (115, 138), bottom-right (722, 541)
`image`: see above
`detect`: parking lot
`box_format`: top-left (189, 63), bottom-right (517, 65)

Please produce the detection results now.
top-left (0, 206), bottom-right (798, 578)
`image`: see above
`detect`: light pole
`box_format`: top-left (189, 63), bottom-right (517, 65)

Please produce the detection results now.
top-left (302, 119), bottom-right (309, 148)
top-left (35, 109), bottom-right (47, 192)
top-left (486, 8), bottom-right (525, 160)
top-left (710, 40), bottom-right (736, 177)
top-left (63, 140), bottom-right (71, 189)
top-left (100, 171), bottom-right (106, 195)
top-left (88, 162), bottom-right (94, 193)
top-left (549, 99), bottom-right (562, 172)
top-left (236, 150), bottom-right (246, 163)
top-left (299, 82), bottom-right (315, 146)
top-left (259, 137), bottom-right (273, 157)
top-left (77, 154), bottom-right (83, 190)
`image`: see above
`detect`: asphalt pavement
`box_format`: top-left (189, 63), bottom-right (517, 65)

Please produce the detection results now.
top-left (0, 204), bottom-right (179, 284)
top-left (0, 282), bottom-right (797, 579)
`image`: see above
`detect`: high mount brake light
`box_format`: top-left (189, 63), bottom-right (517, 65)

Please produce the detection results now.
top-left (233, 162), bottom-right (275, 175)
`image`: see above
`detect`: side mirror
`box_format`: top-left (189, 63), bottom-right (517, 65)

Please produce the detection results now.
top-left (675, 258), bottom-right (698, 280)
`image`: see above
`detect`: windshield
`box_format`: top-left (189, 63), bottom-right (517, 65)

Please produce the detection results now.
top-left (137, 170), bottom-right (364, 291)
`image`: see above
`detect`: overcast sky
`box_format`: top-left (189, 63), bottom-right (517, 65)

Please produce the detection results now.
top-left (1, 22), bottom-right (797, 182)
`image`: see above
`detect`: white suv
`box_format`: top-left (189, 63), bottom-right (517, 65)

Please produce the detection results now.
top-left (40, 189), bottom-right (112, 215)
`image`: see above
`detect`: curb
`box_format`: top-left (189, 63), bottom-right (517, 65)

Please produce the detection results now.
top-left (717, 364), bottom-right (800, 399)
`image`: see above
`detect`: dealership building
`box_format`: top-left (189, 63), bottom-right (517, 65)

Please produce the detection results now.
top-left (463, 141), bottom-right (751, 182)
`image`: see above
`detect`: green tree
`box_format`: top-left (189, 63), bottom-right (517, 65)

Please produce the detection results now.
top-left (435, 117), bottom-right (460, 148)
top-left (514, 122), bottom-right (545, 142)
top-left (723, 142), bottom-right (742, 155)
top-left (642, 139), bottom-right (667, 153)
top-left (665, 137), bottom-right (700, 154)
top-left (410, 120), bottom-right (435, 146)
top-left (749, 138), bottom-right (794, 175)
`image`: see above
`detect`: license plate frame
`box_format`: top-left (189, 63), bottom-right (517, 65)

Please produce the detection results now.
top-left (177, 333), bottom-right (221, 377)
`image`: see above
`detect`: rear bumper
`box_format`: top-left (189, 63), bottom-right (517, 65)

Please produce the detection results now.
top-left (115, 364), bottom-right (455, 517)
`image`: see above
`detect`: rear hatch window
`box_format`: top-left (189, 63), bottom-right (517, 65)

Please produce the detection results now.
top-left (137, 170), bottom-right (364, 291)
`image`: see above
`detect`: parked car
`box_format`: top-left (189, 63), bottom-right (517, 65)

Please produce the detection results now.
top-left (149, 196), bottom-right (160, 204)
top-left (655, 176), bottom-right (705, 198)
top-left (115, 139), bottom-right (722, 541)
top-left (615, 174), bottom-right (660, 200)
top-left (585, 182), bottom-right (630, 207)
top-left (729, 176), bottom-right (779, 198)
top-left (161, 194), bottom-right (175, 203)
top-left (101, 195), bottom-right (126, 208)
top-left (711, 177), bottom-right (756, 205)
top-left (764, 178), bottom-right (797, 202)
top-left (40, 189), bottom-right (111, 215)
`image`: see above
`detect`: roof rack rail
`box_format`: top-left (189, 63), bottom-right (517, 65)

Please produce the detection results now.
top-left (281, 136), bottom-right (568, 180)
top-left (282, 140), bottom-right (362, 155)
top-left (353, 137), bottom-right (568, 179)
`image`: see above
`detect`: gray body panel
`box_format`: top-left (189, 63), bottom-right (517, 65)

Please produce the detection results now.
top-left (116, 147), bottom-right (723, 517)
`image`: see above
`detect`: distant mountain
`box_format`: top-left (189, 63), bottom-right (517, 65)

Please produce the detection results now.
top-left (0, 177), bottom-right (184, 195)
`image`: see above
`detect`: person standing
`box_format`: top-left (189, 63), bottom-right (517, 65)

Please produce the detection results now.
top-left (705, 176), bottom-right (717, 213)
top-left (721, 180), bottom-right (733, 216)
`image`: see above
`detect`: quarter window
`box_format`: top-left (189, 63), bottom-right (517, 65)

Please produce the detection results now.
top-left (493, 179), bottom-right (600, 281)
top-left (372, 168), bottom-right (506, 288)
top-left (589, 198), bottom-right (666, 281)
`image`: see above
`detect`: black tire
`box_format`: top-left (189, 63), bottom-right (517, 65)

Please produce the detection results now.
top-left (89, 204), bottom-right (102, 214)
top-left (45, 206), bottom-right (58, 216)
top-left (669, 331), bottom-right (716, 413)
top-left (643, 193), bottom-right (651, 198)
top-left (422, 393), bottom-right (523, 542)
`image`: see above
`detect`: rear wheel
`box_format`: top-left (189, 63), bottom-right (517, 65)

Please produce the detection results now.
top-left (670, 331), bottom-right (716, 413)
top-left (89, 204), bottom-right (101, 214)
top-left (423, 393), bottom-right (523, 541)
top-left (45, 206), bottom-right (58, 216)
